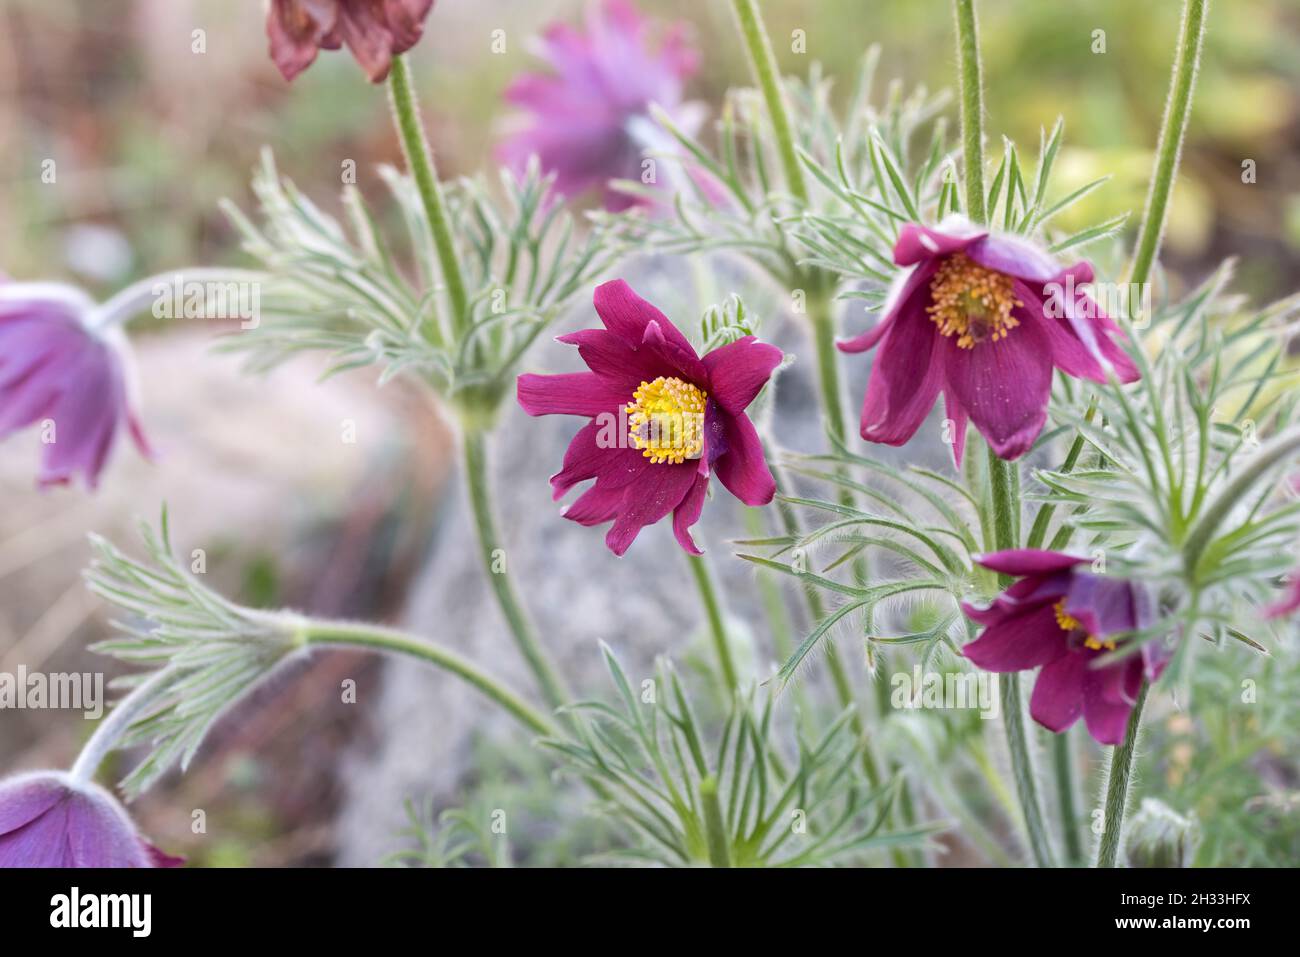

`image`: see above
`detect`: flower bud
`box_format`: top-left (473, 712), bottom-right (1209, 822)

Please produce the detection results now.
top-left (1124, 797), bottom-right (1200, 868)
top-left (0, 772), bottom-right (181, 868)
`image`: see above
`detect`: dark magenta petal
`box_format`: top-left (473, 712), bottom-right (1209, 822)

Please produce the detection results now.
top-left (555, 328), bottom-right (670, 390)
top-left (1082, 667), bottom-right (1135, 745)
top-left (561, 481), bottom-right (627, 526)
top-left (550, 420), bottom-right (646, 498)
top-left (960, 600), bottom-right (1067, 671)
top-left (941, 315), bottom-right (1053, 460)
top-left (838, 261), bottom-right (938, 354)
top-left (975, 549), bottom-right (1089, 577)
top-left (516, 372), bottom-right (628, 417)
top-left (604, 460), bottom-right (698, 556)
top-left (672, 472), bottom-right (710, 554)
top-left (1030, 651), bottom-right (1089, 733)
top-left (700, 336), bottom-right (782, 414)
top-left (593, 280), bottom-right (699, 359)
top-left (1141, 637), bottom-right (1174, 683)
top-left (711, 411), bottom-right (776, 506)
top-left (893, 221), bottom-right (983, 266)
top-left (267, 0), bottom-right (433, 84)
top-left (858, 309), bottom-right (944, 446)
top-left (641, 319), bottom-right (708, 384)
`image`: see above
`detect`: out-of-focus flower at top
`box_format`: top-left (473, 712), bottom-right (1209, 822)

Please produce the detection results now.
top-left (960, 550), bottom-right (1169, 745)
top-left (0, 282), bottom-right (151, 490)
top-left (497, 0), bottom-right (702, 212)
top-left (0, 772), bottom-right (182, 868)
top-left (266, 0), bottom-right (435, 83)
top-left (518, 279), bottom-right (781, 556)
top-left (839, 217), bottom-right (1140, 463)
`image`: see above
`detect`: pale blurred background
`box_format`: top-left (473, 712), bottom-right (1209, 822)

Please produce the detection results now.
top-left (1, 0), bottom-right (1297, 865)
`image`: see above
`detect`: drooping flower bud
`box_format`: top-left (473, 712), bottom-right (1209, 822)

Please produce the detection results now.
top-left (1124, 797), bottom-right (1200, 868)
top-left (0, 772), bottom-right (181, 868)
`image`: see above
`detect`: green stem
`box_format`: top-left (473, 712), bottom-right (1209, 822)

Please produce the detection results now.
top-left (387, 55), bottom-right (470, 339)
top-left (1052, 730), bottom-right (1084, 865)
top-left (700, 775), bottom-right (733, 867)
top-left (987, 448), bottom-right (1055, 867)
top-left (952, 0), bottom-right (987, 224)
top-left (1127, 0), bottom-right (1210, 289)
top-left (729, 0), bottom-right (809, 204)
top-left (304, 620), bottom-right (555, 737)
top-left (686, 553), bottom-right (739, 692)
top-left (461, 428), bottom-right (570, 712)
top-left (69, 670), bottom-right (173, 786)
top-left (1095, 680), bottom-right (1149, 867)
top-left (810, 295), bottom-right (849, 445)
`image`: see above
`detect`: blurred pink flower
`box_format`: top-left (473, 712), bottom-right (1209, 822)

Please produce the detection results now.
top-left (0, 282), bottom-right (151, 490)
top-left (497, 0), bottom-right (702, 212)
top-left (0, 772), bottom-right (182, 868)
top-left (266, 0), bottom-right (435, 83)
top-left (518, 280), bottom-right (781, 556)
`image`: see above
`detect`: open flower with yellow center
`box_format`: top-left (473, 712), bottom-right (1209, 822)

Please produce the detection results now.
top-left (517, 279), bottom-right (781, 556)
top-left (838, 217), bottom-right (1140, 463)
top-left (960, 550), bottom-right (1170, 746)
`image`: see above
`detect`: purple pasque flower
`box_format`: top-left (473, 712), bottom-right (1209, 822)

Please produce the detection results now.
top-left (0, 772), bottom-right (182, 868)
top-left (0, 282), bottom-right (151, 490)
top-left (517, 279), bottom-right (781, 556)
top-left (497, 0), bottom-right (702, 212)
top-left (960, 549), bottom-right (1168, 746)
top-left (838, 217), bottom-right (1140, 464)
top-left (266, 0), bottom-right (435, 83)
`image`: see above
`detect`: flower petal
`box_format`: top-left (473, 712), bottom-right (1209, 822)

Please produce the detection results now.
top-left (1082, 666), bottom-right (1136, 745)
top-left (555, 328), bottom-right (670, 390)
top-left (672, 472), bottom-right (710, 554)
top-left (966, 232), bottom-right (1061, 283)
top-left (1063, 572), bottom-right (1143, 640)
top-left (701, 336), bottom-right (782, 414)
top-left (857, 309), bottom-right (945, 446)
top-left (1030, 651), bottom-right (1089, 733)
top-left (710, 411), bottom-right (775, 506)
top-left (974, 549), bottom-right (1090, 577)
top-left (516, 372), bottom-right (628, 417)
top-left (593, 279), bottom-right (698, 359)
top-left (604, 461), bottom-right (698, 556)
top-left (961, 600), bottom-right (1068, 671)
top-left (941, 316), bottom-right (1053, 460)
top-left (893, 222), bottom-right (983, 266)
top-left (838, 261), bottom-right (937, 354)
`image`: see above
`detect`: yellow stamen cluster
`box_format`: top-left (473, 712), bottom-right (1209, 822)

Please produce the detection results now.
top-left (926, 253), bottom-right (1023, 349)
top-left (1054, 600), bottom-right (1115, 651)
top-left (626, 376), bottom-right (707, 465)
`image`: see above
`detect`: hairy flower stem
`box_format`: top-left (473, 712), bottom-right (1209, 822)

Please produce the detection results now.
top-left (304, 620), bottom-right (556, 736)
top-left (387, 55), bottom-right (470, 340)
top-left (69, 671), bottom-right (172, 786)
top-left (729, 0), bottom-right (808, 205)
top-left (462, 428), bottom-right (571, 713)
top-left (1095, 680), bottom-right (1149, 867)
top-left (1127, 0), bottom-right (1210, 289)
top-left (1052, 730), bottom-right (1084, 865)
top-left (952, 0), bottom-right (987, 224)
top-left (686, 553), bottom-right (739, 692)
top-left (988, 448), bottom-right (1056, 867)
top-left (700, 775), bottom-right (733, 867)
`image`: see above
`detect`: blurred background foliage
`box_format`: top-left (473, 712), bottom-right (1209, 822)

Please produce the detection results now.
top-left (0, 0), bottom-right (1297, 866)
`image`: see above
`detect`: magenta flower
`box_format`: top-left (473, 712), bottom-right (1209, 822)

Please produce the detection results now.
top-left (0, 772), bottom-right (182, 868)
top-left (266, 0), bottom-right (435, 83)
top-left (0, 283), bottom-right (151, 489)
top-left (960, 550), bottom-right (1168, 745)
top-left (839, 218), bottom-right (1140, 463)
top-left (517, 279), bottom-right (781, 556)
top-left (497, 0), bottom-right (701, 212)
